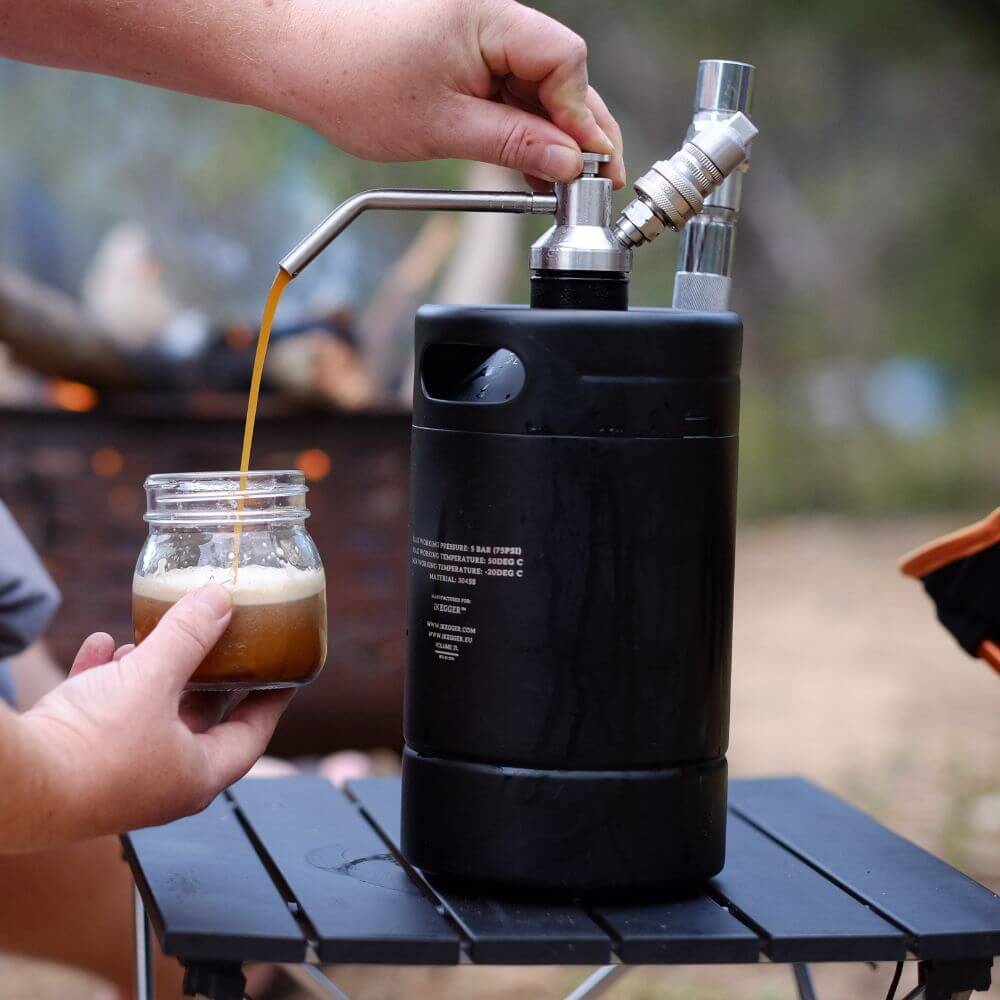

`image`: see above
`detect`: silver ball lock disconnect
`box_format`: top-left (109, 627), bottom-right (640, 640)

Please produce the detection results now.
top-left (613, 111), bottom-right (757, 249)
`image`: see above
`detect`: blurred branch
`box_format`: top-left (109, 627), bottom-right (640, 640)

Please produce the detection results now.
top-left (435, 164), bottom-right (524, 306)
top-left (358, 162), bottom-right (523, 401)
top-left (0, 264), bottom-right (137, 387)
top-left (359, 214), bottom-right (460, 392)
top-left (392, 163), bottom-right (525, 404)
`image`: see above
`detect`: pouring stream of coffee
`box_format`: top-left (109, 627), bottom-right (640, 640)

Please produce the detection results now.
top-left (233, 267), bottom-right (293, 579)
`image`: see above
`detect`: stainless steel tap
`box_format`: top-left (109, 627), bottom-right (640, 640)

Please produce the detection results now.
top-left (280, 100), bottom-right (757, 283)
top-left (529, 151), bottom-right (633, 274)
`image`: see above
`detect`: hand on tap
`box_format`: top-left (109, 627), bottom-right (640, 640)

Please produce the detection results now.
top-left (0, 0), bottom-right (625, 188)
top-left (288, 0), bottom-right (627, 189)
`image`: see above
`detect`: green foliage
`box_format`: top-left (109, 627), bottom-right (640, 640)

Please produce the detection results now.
top-left (739, 386), bottom-right (1000, 517)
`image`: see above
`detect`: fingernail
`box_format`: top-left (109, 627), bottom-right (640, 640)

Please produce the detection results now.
top-left (540, 144), bottom-right (582, 182)
top-left (194, 584), bottom-right (232, 620)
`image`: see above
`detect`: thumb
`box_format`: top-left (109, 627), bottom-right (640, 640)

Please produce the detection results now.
top-left (446, 95), bottom-right (582, 184)
top-left (125, 585), bottom-right (232, 691)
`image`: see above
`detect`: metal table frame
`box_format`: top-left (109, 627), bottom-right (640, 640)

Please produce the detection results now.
top-left (124, 776), bottom-right (998, 1000)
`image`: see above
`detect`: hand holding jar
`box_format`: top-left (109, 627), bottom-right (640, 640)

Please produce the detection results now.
top-left (5, 585), bottom-right (294, 852)
top-left (0, 470), bottom-right (325, 852)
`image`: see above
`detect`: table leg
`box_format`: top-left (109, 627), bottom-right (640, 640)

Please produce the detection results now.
top-left (901, 988), bottom-right (975, 1000)
top-left (911, 957), bottom-right (993, 1000)
top-left (133, 882), bottom-right (155, 1000)
top-left (181, 961), bottom-right (247, 999)
top-left (792, 963), bottom-right (817, 1000)
top-left (562, 965), bottom-right (630, 1000)
top-left (284, 964), bottom-right (353, 1000)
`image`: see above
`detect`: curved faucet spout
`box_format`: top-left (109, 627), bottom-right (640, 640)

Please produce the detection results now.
top-left (280, 189), bottom-right (557, 277)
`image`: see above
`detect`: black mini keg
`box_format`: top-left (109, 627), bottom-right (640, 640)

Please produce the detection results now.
top-left (278, 61), bottom-right (756, 894)
top-left (403, 298), bottom-right (740, 893)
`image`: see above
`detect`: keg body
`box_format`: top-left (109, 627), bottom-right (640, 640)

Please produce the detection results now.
top-left (401, 304), bottom-right (740, 893)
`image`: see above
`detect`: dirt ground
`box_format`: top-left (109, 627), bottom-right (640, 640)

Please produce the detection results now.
top-left (2, 515), bottom-right (998, 999)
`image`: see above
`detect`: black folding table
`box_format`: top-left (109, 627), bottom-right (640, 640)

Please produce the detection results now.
top-left (121, 775), bottom-right (999, 1000)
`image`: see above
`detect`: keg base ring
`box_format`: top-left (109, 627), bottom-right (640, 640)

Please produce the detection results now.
top-left (400, 747), bottom-right (727, 895)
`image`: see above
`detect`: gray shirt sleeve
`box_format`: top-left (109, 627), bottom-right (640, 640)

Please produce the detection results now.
top-left (0, 662), bottom-right (15, 706)
top-left (0, 501), bottom-right (61, 659)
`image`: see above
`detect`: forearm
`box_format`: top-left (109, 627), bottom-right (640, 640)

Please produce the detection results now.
top-left (11, 642), bottom-right (65, 711)
top-left (0, 705), bottom-right (63, 852)
top-left (0, 0), bottom-right (623, 183)
top-left (0, 0), bottom-right (306, 120)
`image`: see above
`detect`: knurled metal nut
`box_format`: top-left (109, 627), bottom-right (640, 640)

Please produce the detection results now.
top-left (671, 148), bottom-right (713, 194)
top-left (635, 168), bottom-right (697, 231)
top-left (634, 168), bottom-right (682, 219)
top-left (657, 160), bottom-right (707, 217)
top-left (681, 142), bottom-right (724, 188)
top-left (635, 181), bottom-right (690, 230)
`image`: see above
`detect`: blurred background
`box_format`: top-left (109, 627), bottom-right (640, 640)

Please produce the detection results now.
top-left (0, 1), bottom-right (997, 998)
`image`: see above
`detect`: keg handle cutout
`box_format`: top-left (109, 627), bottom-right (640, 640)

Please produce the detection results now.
top-left (419, 344), bottom-right (525, 405)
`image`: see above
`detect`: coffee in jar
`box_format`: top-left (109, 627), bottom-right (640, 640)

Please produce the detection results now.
top-left (133, 564), bottom-right (326, 688)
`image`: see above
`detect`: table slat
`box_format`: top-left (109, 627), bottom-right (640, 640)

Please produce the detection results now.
top-left (350, 776), bottom-right (612, 964)
top-left (590, 893), bottom-right (761, 965)
top-left (729, 777), bottom-right (1000, 960)
top-left (122, 796), bottom-right (306, 963)
top-left (229, 776), bottom-right (461, 964)
top-left (711, 813), bottom-right (906, 961)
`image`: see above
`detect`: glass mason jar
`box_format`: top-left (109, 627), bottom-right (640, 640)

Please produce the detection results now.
top-left (133, 471), bottom-right (327, 690)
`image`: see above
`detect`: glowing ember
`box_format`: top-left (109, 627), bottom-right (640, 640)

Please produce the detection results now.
top-left (296, 448), bottom-right (331, 481)
top-left (91, 446), bottom-right (125, 478)
top-left (50, 379), bottom-right (99, 412)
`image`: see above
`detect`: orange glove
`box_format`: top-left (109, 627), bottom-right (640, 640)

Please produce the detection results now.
top-left (900, 508), bottom-right (1000, 675)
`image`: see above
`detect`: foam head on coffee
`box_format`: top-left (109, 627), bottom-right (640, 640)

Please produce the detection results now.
top-left (133, 564), bottom-right (325, 605)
